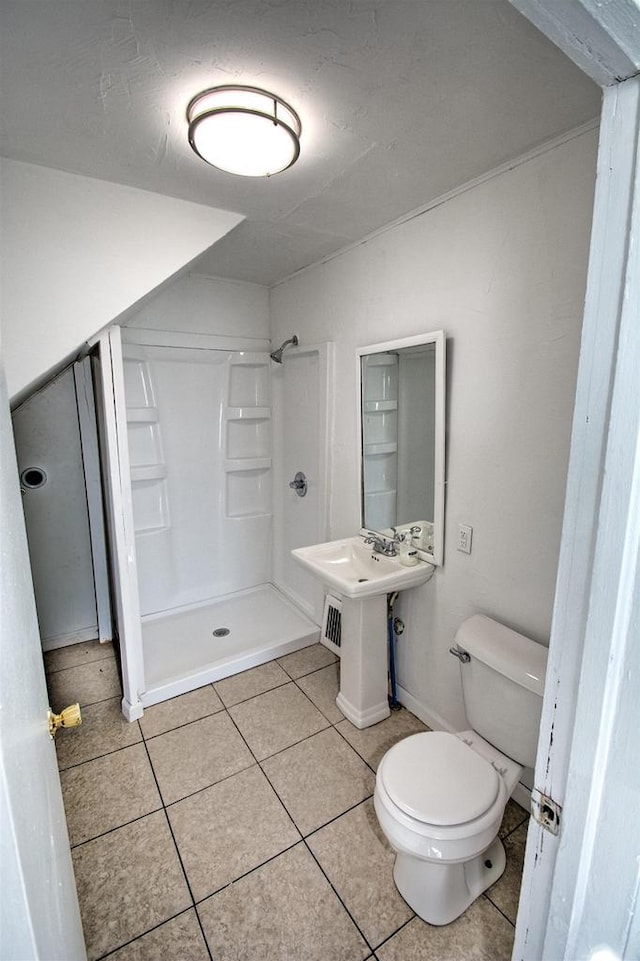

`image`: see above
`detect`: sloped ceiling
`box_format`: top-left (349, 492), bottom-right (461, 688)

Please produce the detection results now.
top-left (0, 0), bottom-right (600, 286)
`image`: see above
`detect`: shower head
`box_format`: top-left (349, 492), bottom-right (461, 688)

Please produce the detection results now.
top-left (270, 334), bottom-right (299, 364)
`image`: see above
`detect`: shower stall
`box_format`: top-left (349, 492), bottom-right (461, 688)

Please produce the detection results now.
top-left (95, 325), bottom-right (330, 719)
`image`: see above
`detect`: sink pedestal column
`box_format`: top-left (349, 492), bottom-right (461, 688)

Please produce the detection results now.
top-left (336, 594), bottom-right (390, 729)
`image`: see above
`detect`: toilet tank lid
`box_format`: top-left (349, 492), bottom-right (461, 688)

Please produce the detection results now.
top-left (455, 615), bottom-right (548, 696)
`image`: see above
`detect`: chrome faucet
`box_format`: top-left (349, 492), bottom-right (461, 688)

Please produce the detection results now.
top-left (363, 531), bottom-right (399, 556)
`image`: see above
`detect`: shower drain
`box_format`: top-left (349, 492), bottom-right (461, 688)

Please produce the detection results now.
top-left (212, 627), bottom-right (230, 638)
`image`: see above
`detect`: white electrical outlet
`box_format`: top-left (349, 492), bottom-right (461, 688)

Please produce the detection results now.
top-left (457, 524), bottom-right (473, 554)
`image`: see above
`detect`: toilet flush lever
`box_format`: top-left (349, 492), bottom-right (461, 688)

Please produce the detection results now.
top-left (289, 471), bottom-right (308, 497)
top-left (449, 646), bottom-right (470, 663)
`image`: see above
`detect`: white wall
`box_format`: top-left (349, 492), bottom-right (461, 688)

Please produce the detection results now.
top-left (12, 368), bottom-right (97, 649)
top-left (125, 272), bottom-right (269, 340)
top-left (0, 160), bottom-right (243, 401)
top-left (270, 128), bottom-right (598, 730)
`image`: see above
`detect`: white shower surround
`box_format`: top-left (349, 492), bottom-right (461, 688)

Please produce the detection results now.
top-left (140, 585), bottom-right (318, 706)
top-left (103, 323), bottom-right (327, 714)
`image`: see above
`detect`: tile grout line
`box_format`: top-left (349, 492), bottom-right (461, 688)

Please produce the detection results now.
top-left (301, 794), bottom-right (375, 842)
top-left (331, 717), bottom-right (380, 776)
top-left (290, 670), bottom-right (343, 726)
top-left (140, 704), bottom-right (226, 742)
top-left (274, 651), bottom-right (339, 682)
top-left (225, 679), bottom-right (333, 762)
top-left (369, 914), bottom-right (416, 955)
top-left (58, 743), bottom-right (139, 773)
top-left (221, 701), bottom-right (305, 843)
top-left (302, 834), bottom-right (376, 956)
top-left (502, 816), bottom-right (529, 841)
top-left (50, 690), bottom-right (125, 714)
top-left (57, 732), bottom-right (145, 773)
top-left (213, 678), bottom-right (290, 710)
top-left (193, 837), bottom-right (304, 906)
top-left (139, 734), bottom-right (216, 961)
top-left (45, 659), bottom-right (116, 679)
top-left (94, 906), bottom-right (196, 961)
top-left (482, 891), bottom-right (517, 929)
top-left (162, 759), bottom-right (258, 808)
top-left (45, 651), bottom-right (116, 674)
top-left (67, 802), bottom-right (164, 851)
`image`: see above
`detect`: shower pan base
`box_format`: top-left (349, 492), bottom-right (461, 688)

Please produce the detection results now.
top-left (140, 583), bottom-right (319, 707)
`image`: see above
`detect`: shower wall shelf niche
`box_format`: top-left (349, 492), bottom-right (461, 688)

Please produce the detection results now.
top-left (123, 354), bottom-right (170, 535)
top-left (224, 353), bottom-right (273, 519)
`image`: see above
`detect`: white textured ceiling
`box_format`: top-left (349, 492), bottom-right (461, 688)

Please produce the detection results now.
top-left (0, 1), bottom-right (600, 286)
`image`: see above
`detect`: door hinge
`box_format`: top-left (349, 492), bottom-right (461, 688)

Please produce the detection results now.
top-left (531, 788), bottom-right (562, 836)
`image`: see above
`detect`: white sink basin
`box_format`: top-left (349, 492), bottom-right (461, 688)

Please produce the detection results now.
top-left (292, 536), bottom-right (432, 598)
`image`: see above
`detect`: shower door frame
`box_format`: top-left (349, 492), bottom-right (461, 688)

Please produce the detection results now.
top-left (97, 324), bottom-right (276, 718)
top-left (95, 326), bottom-right (145, 719)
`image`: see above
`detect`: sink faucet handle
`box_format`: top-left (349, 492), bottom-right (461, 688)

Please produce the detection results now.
top-left (362, 531), bottom-right (398, 556)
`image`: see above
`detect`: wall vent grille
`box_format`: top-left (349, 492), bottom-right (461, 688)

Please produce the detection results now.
top-left (321, 594), bottom-right (342, 656)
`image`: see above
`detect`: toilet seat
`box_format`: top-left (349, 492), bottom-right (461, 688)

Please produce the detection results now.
top-left (379, 732), bottom-right (500, 826)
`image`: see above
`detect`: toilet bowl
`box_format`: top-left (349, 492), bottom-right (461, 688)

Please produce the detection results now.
top-left (374, 614), bottom-right (547, 926)
top-left (374, 729), bottom-right (521, 924)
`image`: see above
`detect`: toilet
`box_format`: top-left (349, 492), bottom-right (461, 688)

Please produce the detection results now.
top-left (374, 614), bottom-right (547, 926)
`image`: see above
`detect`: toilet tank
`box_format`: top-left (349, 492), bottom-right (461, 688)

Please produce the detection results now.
top-left (455, 614), bottom-right (548, 767)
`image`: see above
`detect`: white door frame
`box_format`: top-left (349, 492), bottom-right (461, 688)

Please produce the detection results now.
top-left (507, 2), bottom-right (640, 958)
top-left (73, 356), bottom-right (112, 644)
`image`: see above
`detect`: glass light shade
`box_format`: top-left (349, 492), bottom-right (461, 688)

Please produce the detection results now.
top-left (187, 86), bottom-right (301, 177)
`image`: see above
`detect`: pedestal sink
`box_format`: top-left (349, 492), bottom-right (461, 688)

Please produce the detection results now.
top-left (292, 537), bottom-right (433, 728)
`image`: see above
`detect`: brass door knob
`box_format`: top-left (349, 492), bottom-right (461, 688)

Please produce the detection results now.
top-left (48, 703), bottom-right (82, 739)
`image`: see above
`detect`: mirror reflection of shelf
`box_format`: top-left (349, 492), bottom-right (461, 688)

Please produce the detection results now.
top-left (363, 400), bottom-right (397, 413)
top-left (363, 410), bottom-right (397, 445)
top-left (361, 349), bottom-right (398, 533)
top-left (364, 442), bottom-right (398, 456)
top-left (362, 353), bottom-right (398, 407)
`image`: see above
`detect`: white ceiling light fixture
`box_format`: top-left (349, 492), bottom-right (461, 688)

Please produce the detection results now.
top-left (187, 84), bottom-right (302, 177)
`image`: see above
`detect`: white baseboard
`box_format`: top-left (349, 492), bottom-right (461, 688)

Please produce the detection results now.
top-left (41, 626), bottom-right (99, 652)
top-left (395, 683), bottom-right (455, 733)
top-left (511, 781), bottom-right (532, 814)
top-left (396, 684), bottom-right (532, 815)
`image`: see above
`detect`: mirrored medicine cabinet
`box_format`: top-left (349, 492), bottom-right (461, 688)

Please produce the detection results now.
top-left (357, 331), bottom-right (446, 566)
